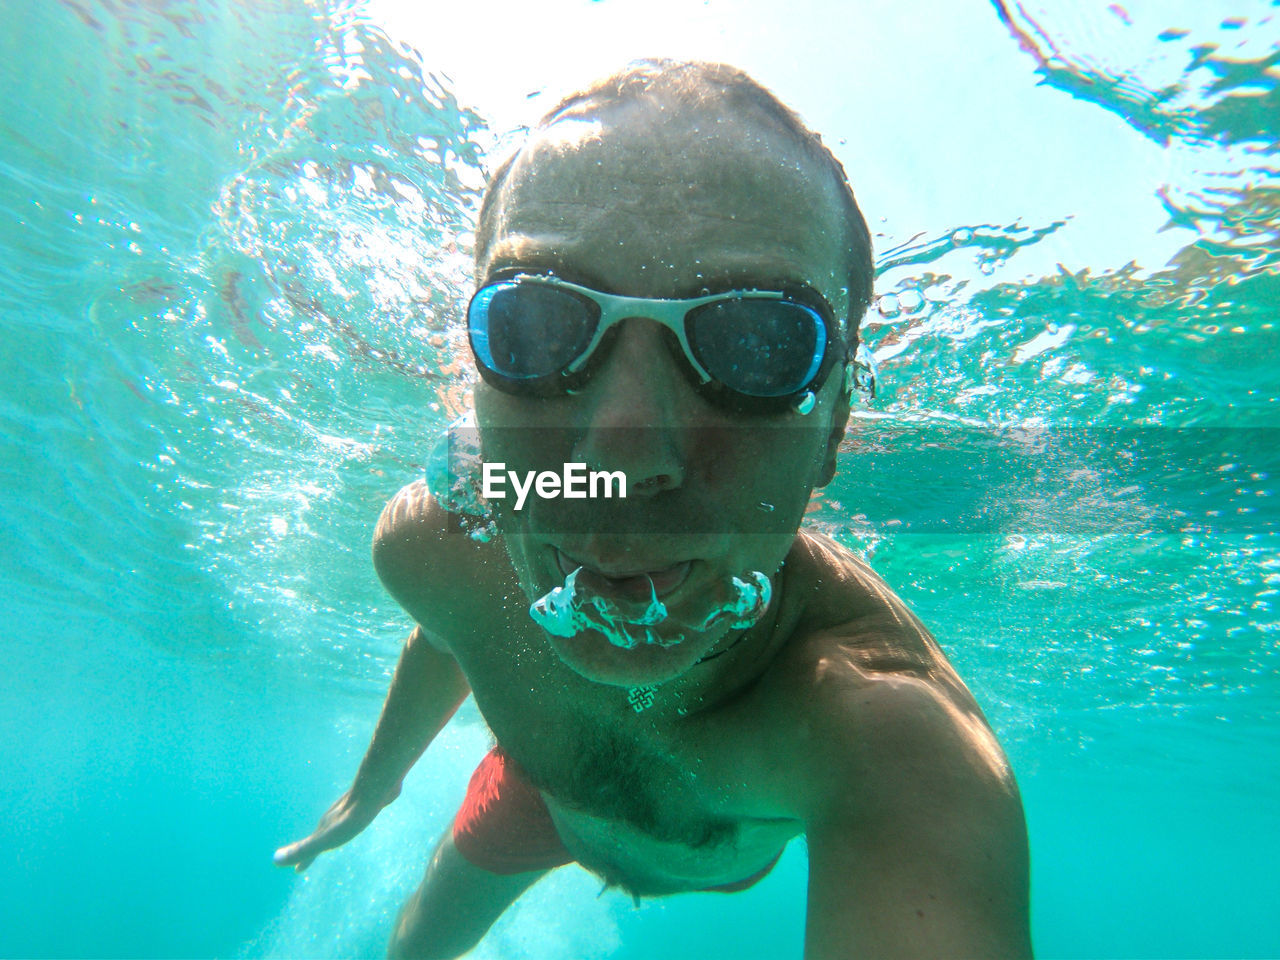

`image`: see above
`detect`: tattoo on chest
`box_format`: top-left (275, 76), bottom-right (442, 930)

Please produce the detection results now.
top-left (626, 685), bottom-right (658, 713)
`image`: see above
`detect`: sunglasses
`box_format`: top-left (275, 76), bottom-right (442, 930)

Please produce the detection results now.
top-left (467, 273), bottom-right (849, 414)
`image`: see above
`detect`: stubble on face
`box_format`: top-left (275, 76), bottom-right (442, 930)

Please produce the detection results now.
top-left (470, 98), bottom-right (854, 684)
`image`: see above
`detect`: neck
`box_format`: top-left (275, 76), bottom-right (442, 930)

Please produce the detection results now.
top-left (643, 562), bottom-right (793, 719)
top-left (693, 626), bottom-right (751, 665)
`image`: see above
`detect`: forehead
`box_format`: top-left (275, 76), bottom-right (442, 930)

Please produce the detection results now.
top-left (480, 104), bottom-right (849, 312)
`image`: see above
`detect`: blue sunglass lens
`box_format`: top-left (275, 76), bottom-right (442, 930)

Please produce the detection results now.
top-left (687, 298), bottom-right (825, 397)
top-left (470, 282), bottom-right (598, 379)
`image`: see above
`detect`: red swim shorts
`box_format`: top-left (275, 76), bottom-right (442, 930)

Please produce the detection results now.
top-left (451, 747), bottom-right (781, 891)
top-left (451, 747), bottom-right (574, 875)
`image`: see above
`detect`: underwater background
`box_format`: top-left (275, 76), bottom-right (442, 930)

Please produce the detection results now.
top-left (1, 0), bottom-right (1277, 956)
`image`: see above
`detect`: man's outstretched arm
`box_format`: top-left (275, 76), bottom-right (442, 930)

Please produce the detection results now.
top-left (800, 678), bottom-right (1032, 960)
top-left (274, 626), bottom-right (470, 871)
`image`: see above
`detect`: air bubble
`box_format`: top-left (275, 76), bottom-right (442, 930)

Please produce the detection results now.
top-left (898, 289), bottom-right (924, 314)
top-left (529, 568), bottom-right (772, 650)
top-left (877, 294), bottom-right (901, 318)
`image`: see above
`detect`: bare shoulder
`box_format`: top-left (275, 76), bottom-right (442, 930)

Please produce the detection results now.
top-left (771, 531), bottom-right (952, 691)
top-left (770, 529), bottom-right (1019, 819)
top-left (764, 533), bottom-right (1031, 957)
top-left (372, 480), bottom-right (510, 635)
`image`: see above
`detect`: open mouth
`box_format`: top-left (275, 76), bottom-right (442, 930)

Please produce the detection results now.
top-left (555, 548), bottom-right (693, 603)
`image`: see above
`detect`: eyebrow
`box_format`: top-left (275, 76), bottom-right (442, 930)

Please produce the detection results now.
top-left (485, 249), bottom-right (822, 300)
top-left (484, 250), bottom-right (616, 292)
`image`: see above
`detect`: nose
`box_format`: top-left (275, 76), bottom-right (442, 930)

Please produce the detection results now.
top-left (571, 318), bottom-right (687, 496)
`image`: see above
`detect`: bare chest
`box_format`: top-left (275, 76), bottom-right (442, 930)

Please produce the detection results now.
top-left (458, 638), bottom-right (799, 893)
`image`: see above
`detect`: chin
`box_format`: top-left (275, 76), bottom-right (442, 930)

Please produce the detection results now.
top-left (545, 623), bottom-right (726, 688)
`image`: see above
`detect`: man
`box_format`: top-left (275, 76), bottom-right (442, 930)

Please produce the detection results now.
top-left (275, 60), bottom-right (1032, 960)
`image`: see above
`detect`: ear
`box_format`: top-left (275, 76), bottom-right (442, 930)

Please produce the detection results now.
top-left (816, 384), bottom-right (851, 488)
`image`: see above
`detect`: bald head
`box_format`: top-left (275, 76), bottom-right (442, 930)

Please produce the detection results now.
top-left (474, 60), bottom-right (873, 346)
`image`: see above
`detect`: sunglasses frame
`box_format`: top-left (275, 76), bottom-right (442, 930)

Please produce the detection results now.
top-left (468, 271), bottom-right (848, 414)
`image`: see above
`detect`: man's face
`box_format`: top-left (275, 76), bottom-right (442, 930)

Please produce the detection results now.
top-left (473, 103), bottom-right (852, 688)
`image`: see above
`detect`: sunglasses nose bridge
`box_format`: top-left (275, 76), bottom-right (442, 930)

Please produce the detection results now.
top-left (570, 319), bottom-right (690, 495)
top-left (589, 301), bottom-right (692, 370)
top-left (597, 294), bottom-right (686, 330)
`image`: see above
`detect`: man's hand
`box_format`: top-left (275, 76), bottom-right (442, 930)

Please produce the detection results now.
top-left (273, 782), bottom-right (401, 872)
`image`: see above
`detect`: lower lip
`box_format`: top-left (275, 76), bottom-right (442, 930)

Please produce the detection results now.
top-left (556, 550), bottom-right (692, 602)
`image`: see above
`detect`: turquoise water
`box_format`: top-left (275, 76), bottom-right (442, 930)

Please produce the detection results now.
top-left (1, 0), bottom-right (1278, 957)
